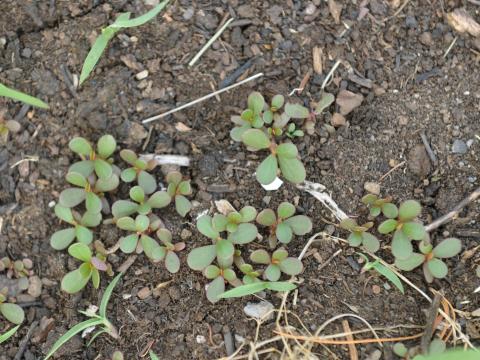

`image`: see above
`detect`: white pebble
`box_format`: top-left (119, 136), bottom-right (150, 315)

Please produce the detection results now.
top-left (196, 335), bottom-right (206, 344)
top-left (48, 201), bottom-right (56, 208)
top-left (243, 301), bottom-right (274, 320)
top-left (135, 70), bottom-right (149, 80)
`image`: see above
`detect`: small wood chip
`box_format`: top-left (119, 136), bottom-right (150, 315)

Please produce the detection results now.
top-left (312, 46), bottom-right (323, 75)
top-left (447, 8), bottom-right (480, 37)
top-left (328, 0), bottom-right (343, 24)
top-left (175, 122), bottom-right (192, 132)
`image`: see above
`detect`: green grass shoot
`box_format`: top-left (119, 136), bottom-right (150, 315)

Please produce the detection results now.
top-left (219, 281), bottom-right (296, 299)
top-left (358, 253), bottom-right (405, 294)
top-left (0, 83), bottom-right (49, 109)
top-left (0, 325), bottom-right (20, 344)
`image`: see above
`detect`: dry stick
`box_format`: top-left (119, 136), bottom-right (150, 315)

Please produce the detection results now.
top-left (443, 36), bottom-right (457, 58)
top-left (378, 161), bottom-right (406, 182)
top-left (188, 18), bottom-right (234, 67)
top-left (425, 186), bottom-right (480, 232)
top-left (420, 293), bottom-right (442, 354)
top-left (14, 320), bottom-right (38, 360)
top-left (342, 320), bottom-right (359, 360)
top-left (142, 73), bottom-right (264, 124)
top-left (321, 60), bottom-right (341, 91)
top-left (420, 132), bottom-right (438, 166)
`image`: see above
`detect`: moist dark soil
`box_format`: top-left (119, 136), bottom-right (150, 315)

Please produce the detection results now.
top-left (1, 1), bottom-right (480, 359)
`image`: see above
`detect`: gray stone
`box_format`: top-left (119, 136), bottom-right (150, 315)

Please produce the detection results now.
top-left (452, 139), bottom-right (467, 154)
top-left (244, 301), bottom-right (274, 320)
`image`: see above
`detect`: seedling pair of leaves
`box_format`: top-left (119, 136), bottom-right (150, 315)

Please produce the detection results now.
top-left (394, 237), bottom-right (461, 283)
top-left (256, 202), bottom-right (313, 248)
top-left (362, 194), bottom-right (398, 219)
top-left (249, 248), bottom-right (303, 281)
top-left (45, 273), bottom-right (122, 359)
top-left (0, 82), bottom-right (49, 109)
top-left (340, 218), bottom-right (380, 253)
top-left (79, 0), bottom-right (170, 85)
top-left (112, 186), bottom-right (171, 219)
top-left (0, 257), bottom-right (32, 279)
top-left (377, 200), bottom-right (427, 260)
top-left (304, 92), bottom-right (335, 134)
top-left (119, 149), bottom-right (157, 194)
top-left (357, 253), bottom-right (404, 294)
top-left (0, 117), bottom-right (20, 143)
top-left (61, 243), bottom-right (112, 294)
top-left (166, 171), bottom-right (193, 217)
top-left (0, 290), bottom-right (24, 325)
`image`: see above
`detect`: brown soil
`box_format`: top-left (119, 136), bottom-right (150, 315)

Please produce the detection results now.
top-left (1, 1), bottom-right (480, 359)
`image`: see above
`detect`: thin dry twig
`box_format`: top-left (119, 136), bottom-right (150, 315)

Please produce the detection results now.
top-left (14, 320), bottom-right (38, 360)
top-left (342, 320), bottom-right (358, 360)
top-left (379, 161), bottom-right (406, 182)
top-left (321, 60), bottom-right (342, 91)
top-left (420, 293), bottom-right (442, 354)
top-left (382, 0), bottom-right (411, 22)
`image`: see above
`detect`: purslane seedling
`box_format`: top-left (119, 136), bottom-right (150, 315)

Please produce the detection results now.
top-left (203, 262), bottom-right (241, 303)
top-left (0, 289), bottom-right (24, 325)
top-left (357, 253), bottom-right (404, 294)
top-left (249, 248), bottom-right (303, 281)
top-left (256, 202), bottom-right (313, 248)
top-left (155, 228), bottom-right (185, 273)
top-left (111, 185), bottom-right (170, 219)
top-left (339, 218), bottom-right (380, 253)
top-left (361, 194), bottom-right (398, 219)
top-left (231, 92), bottom-right (308, 185)
top-left (166, 171), bottom-right (193, 217)
top-left (212, 205), bottom-right (257, 234)
top-left (61, 243), bottom-right (113, 294)
top-left (120, 149), bottom-right (157, 194)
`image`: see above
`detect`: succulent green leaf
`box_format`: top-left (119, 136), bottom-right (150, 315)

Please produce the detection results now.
top-left (393, 343), bottom-right (408, 357)
top-left (271, 94), bottom-right (285, 110)
top-left (382, 203), bottom-right (398, 219)
top-left (212, 214), bottom-right (228, 232)
top-left (395, 253), bottom-right (425, 271)
top-left (230, 125), bottom-right (250, 142)
top-left (315, 93), bottom-right (335, 113)
top-left (61, 267), bottom-right (91, 294)
top-left (138, 170), bottom-right (157, 194)
top-left (278, 156), bottom-right (306, 184)
top-left (242, 129), bottom-right (271, 150)
top-left (433, 238), bottom-right (461, 258)
top-left (378, 219), bottom-right (398, 234)
top-left (112, 200), bottom-right (138, 218)
top-left (145, 191), bottom-right (170, 209)
top-left (120, 234), bottom-right (139, 253)
top-left (69, 160), bottom-right (95, 177)
top-left (197, 215), bottom-right (219, 239)
top-left (204, 265), bottom-right (221, 279)
top-left (94, 174), bottom-right (119, 192)
top-left (75, 225), bottom-right (93, 245)
top-left (68, 243), bottom-right (92, 262)
top-left (0, 303), bottom-right (25, 325)
top-left (130, 186), bottom-right (145, 203)
top-left (264, 264), bottom-right (281, 281)
top-left (256, 154), bottom-right (278, 185)
top-left (228, 223), bottom-right (258, 244)
top-left (135, 215), bottom-right (150, 232)
top-left (279, 257), bottom-right (303, 276)
top-left (427, 258), bottom-right (448, 279)
top-left (91, 268), bottom-right (100, 288)
top-left (175, 195), bottom-right (192, 217)
top-left (165, 251), bottom-right (180, 273)
top-left (276, 222), bottom-right (293, 244)
top-left (402, 222), bottom-right (426, 241)
top-left (187, 245), bottom-right (217, 270)
top-left (94, 158), bottom-right (113, 179)
top-left (206, 276), bottom-right (225, 303)
top-left (85, 192), bottom-right (102, 214)
top-left (369, 206), bottom-right (381, 218)
top-left (277, 202), bottom-right (296, 219)
top-left (66, 172), bottom-right (88, 188)
top-left (69, 137), bottom-right (92, 156)
top-left (97, 134), bottom-right (116, 159)
top-left (166, 171), bottom-right (182, 185)
top-left (156, 228), bottom-right (172, 244)
top-left (116, 217), bottom-right (136, 231)
top-left (216, 239), bottom-right (234, 261)
top-left (419, 240), bottom-right (433, 255)
top-left (340, 218), bottom-right (357, 231)
top-left (136, 203), bottom-right (152, 215)
top-left (256, 208), bottom-right (276, 226)
top-left (140, 235), bottom-right (161, 260)
top-left (348, 232), bottom-right (363, 247)
top-left (223, 268), bottom-right (237, 282)
top-left (361, 232), bottom-right (380, 253)
top-left (272, 248), bottom-right (288, 262)
top-left (392, 230), bottom-right (413, 260)
top-left (239, 206), bottom-right (257, 222)
top-left (283, 215), bottom-right (312, 235)
top-left (50, 228), bottom-right (76, 250)
top-left (285, 103), bottom-right (310, 118)
top-left (81, 210), bottom-right (101, 227)
top-left (121, 167), bottom-right (137, 182)
top-left (276, 143), bottom-right (298, 159)
top-left (120, 149), bottom-right (138, 165)
top-left (263, 110), bottom-right (273, 124)
top-left (241, 109), bottom-right (254, 121)
top-left (398, 200), bottom-right (421, 221)
top-left (178, 181), bottom-right (192, 196)
top-left (250, 249), bottom-right (271, 264)
top-left (54, 205), bottom-right (75, 224)
top-left (362, 194), bottom-right (377, 205)
top-left (59, 188), bottom-right (86, 208)
top-left (134, 159), bottom-right (148, 170)
top-left (247, 92), bottom-right (265, 114)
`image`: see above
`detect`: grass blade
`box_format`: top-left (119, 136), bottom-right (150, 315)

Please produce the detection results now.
top-left (112, 0), bottom-right (169, 28)
top-left (219, 282), bottom-right (267, 298)
top-left (149, 351), bottom-right (160, 360)
top-left (79, 28), bottom-right (117, 85)
top-left (0, 83), bottom-right (49, 109)
top-left (373, 263), bottom-right (405, 294)
top-left (44, 318), bottom-right (104, 359)
top-left (0, 325), bottom-right (20, 344)
top-left (99, 272), bottom-right (122, 318)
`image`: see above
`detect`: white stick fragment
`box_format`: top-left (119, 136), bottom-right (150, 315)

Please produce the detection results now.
top-left (142, 72), bottom-right (264, 124)
top-left (189, 18), bottom-right (235, 67)
top-left (321, 60), bottom-right (342, 91)
top-left (140, 154), bottom-right (191, 167)
top-left (297, 181), bottom-right (348, 221)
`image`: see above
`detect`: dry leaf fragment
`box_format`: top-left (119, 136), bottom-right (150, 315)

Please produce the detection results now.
top-left (328, 0), bottom-right (343, 24)
top-left (312, 46), bottom-right (323, 75)
top-left (447, 8), bottom-right (480, 37)
top-left (336, 90), bottom-right (364, 115)
top-left (175, 122), bottom-right (192, 132)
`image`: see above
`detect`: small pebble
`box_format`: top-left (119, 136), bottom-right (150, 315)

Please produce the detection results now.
top-left (364, 182), bottom-right (380, 195)
top-left (137, 287), bottom-right (152, 299)
top-left (244, 301), bottom-right (274, 320)
top-left (196, 335), bottom-right (206, 344)
top-left (372, 285), bottom-right (381, 294)
top-left (330, 113), bottom-right (346, 127)
top-left (48, 201), bottom-right (56, 208)
top-left (180, 229), bottom-right (192, 240)
top-left (452, 139), bottom-right (467, 154)
top-left (135, 70), bottom-right (149, 80)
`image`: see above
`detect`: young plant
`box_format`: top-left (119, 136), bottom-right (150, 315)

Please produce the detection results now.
top-left (155, 228), bottom-right (185, 273)
top-left (68, 135), bottom-right (117, 179)
top-left (249, 248), bottom-right (303, 281)
top-left (0, 116), bottom-right (20, 143)
top-left (61, 243), bottom-right (112, 294)
top-left (150, 351), bottom-right (160, 360)
top-left (0, 82), bottom-right (49, 109)
top-left (79, 1), bottom-right (169, 85)
top-left (203, 262), bottom-right (240, 303)
top-left (377, 200), bottom-right (426, 260)
top-left (230, 92), bottom-right (273, 141)
top-left (165, 171), bottom-right (193, 217)
top-left (0, 289), bottom-right (24, 325)
top-left (304, 92), bottom-right (335, 134)
top-left (116, 214), bottom-right (164, 261)
top-left (238, 263), bottom-right (261, 284)
top-left (219, 281), bottom-right (296, 299)
top-left (285, 123), bottom-right (304, 138)
top-left (0, 324), bottom-right (21, 344)
top-left (45, 273), bottom-right (122, 359)
top-left (111, 186), bottom-right (170, 219)
top-left (395, 238), bottom-right (461, 283)
top-left (212, 205), bottom-right (257, 234)
top-left (340, 218), bottom-right (380, 253)
top-left (256, 202), bottom-right (312, 248)
top-left (357, 253), bottom-right (404, 294)
top-left (119, 149), bottom-right (157, 194)
top-left (361, 194), bottom-right (398, 219)
top-left (50, 205), bottom-right (102, 250)
top-left (0, 257), bottom-right (33, 279)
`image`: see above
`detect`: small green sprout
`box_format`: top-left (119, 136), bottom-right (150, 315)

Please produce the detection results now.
top-left (361, 194), bottom-right (398, 218)
top-left (285, 123), bottom-right (304, 138)
top-left (68, 135), bottom-right (117, 179)
top-left (238, 263), bottom-right (261, 284)
top-left (50, 205), bottom-right (102, 250)
top-left (340, 218), bottom-right (380, 253)
top-left (395, 238), bottom-right (461, 283)
top-left (212, 205), bottom-right (257, 233)
top-left (155, 228), bottom-right (186, 273)
top-left (61, 243), bottom-right (112, 294)
top-left (218, 281), bottom-right (296, 299)
top-left (0, 324), bottom-right (21, 344)
top-left (0, 117), bottom-right (20, 143)
top-left (120, 149), bottom-right (157, 194)
top-left (357, 253), bottom-right (404, 294)
top-left (377, 200), bottom-right (426, 260)
top-left (116, 214), bottom-right (164, 261)
top-left (0, 257), bottom-right (32, 279)
top-left (166, 171), bottom-right (193, 217)
top-left (112, 351), bottom-right (124, 360)
top-left (111, 186), bottom-right (170, 219)
top-left (0, 82), bottom-right (49, 109)
top-left (304, 92), bottom-right (335, 134)
top-left (249, 248), bottom-right (303, 281)
top-left (393, 338), bottom-right (447, 359)
top-left (79, 1), bottom-right (170, 85)
top-left (230, 92), bottom-right (267, 141)
top-left (203, 262), bottom-right (240, 303)
top-left (150, 351), bottom-right (160, 360)
top-left (0, 290), bottom-right (24, 325)
top-left (45, 273), bottom-right (122, 359)
top-left (256, 202), bottom-right (312, 248)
